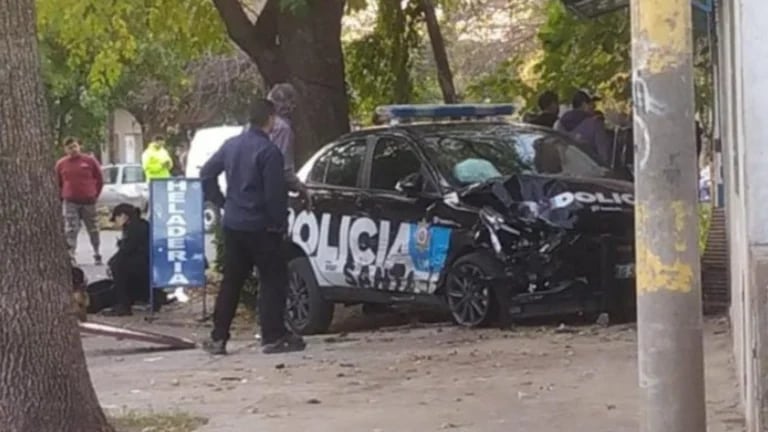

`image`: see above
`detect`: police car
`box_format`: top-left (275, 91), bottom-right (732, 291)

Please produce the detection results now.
top-left (283, 104), bottom-right (635, 334)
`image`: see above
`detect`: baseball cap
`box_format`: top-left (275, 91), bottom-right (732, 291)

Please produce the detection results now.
top-left (110, 203), bottom-right (140, 222)
top-left (572, 89), bottom-right (602, 108)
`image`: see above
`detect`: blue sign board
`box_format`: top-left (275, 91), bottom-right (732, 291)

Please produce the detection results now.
top-left (150, 178), bottom-right (206, 289)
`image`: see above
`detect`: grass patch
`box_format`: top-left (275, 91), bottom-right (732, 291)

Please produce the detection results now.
top-left (699, 203), bottom-right (713, 253)
top-left (109, 411), bottom-right (208, 432)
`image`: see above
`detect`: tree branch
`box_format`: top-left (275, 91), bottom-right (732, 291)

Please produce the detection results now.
top-left (211, 0), bottom-right (261, 58)
top-left (211, 0), bottom-right (287, 85)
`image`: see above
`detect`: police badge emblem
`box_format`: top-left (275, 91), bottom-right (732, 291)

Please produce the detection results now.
top-left (415, 220), bottom-right (431, 252)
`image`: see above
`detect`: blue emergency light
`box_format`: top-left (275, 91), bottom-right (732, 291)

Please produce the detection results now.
top-left (376, 104), bottom-right (515, 124)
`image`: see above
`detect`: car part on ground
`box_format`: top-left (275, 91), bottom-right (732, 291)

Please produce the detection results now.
top-left (79, 321), bottom-right (196, 350)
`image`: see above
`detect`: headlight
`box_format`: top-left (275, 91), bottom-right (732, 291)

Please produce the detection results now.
top-left (479, 207), bottom-right (519, 235)
top-left (479, 207), bottom-right (507, 254)
top-left (479, 207), bottom-right (506, 229)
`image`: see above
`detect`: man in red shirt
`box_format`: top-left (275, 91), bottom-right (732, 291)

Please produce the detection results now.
top-left (55, 137), bottom-right (104, 264)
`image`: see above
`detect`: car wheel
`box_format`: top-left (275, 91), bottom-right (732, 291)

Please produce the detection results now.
top-left (286, 257), bottom-right (334, 335)
top-left (203, 202), bottom-right (220, 233)
top-left (445, 252), bottom-right (501, 328)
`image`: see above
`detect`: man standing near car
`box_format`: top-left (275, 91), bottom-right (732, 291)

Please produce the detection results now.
top-left (200, 98), bottom-right (305, 355)
top-left (266, 83), bottom-right (311, 208)
top-left (528, 90), bottom-right (560, 128)
top-left (555, 89), bottom-right (612, 164)
top-left (56, 137), bottom-right (103, 264)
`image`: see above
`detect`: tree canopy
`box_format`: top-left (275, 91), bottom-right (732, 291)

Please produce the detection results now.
top-left (36, 0), bottom-right (715, 152)
top-left (37, 0), bottom-right (231, 146)
top-left (465, 0), bottom-right (631, 112)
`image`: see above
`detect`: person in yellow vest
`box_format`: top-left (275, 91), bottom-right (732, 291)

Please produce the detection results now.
top-left (141, 135), bottom-right (173, 180)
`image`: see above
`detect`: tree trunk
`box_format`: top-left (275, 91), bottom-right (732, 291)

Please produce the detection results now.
top-left (212, 0), bottom-right (350, 164)
top-left (420, 0), bottom-right (458, 103)
top-left (379, 0), bottom-right (412, 104)
top-left (0, 2), bottom-right (114, 432)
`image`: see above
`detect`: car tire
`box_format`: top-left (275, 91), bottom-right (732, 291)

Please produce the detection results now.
top-left (445, 252), bottom-right (502, 328)
top-left (612, 287), bottom-right (637, 324)
top-left (203, 202), bottom-right (220, 233)
top-left (286, 257), bottom-right (334, 335)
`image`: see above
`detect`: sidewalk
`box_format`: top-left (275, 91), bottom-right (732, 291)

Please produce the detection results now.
top-left (85, 313), bottom-right (744, 432)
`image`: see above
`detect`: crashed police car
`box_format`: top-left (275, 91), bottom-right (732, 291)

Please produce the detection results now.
top-left (283, 104), bottom-right (635, 335)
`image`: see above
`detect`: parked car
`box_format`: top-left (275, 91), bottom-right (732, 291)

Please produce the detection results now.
top-left (281, 104), bottom-right (636, 335)
top-left (99, 163), bottom-right (148, 211)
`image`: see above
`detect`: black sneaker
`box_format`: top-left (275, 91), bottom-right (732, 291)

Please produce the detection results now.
top-left (262, 333), bottom-right (306, 354)
top-left (202, 339), bottom-right (227, 355)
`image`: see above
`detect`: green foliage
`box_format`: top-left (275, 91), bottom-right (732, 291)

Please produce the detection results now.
top-left (534, 1), bottom-right (631, 105)
top-left (345, 0), bottom-right (424, 123)
top-left (36, 0), bottom-right (230, 146)
top-left (466, 0), bottom-right (630, 112)
top-left (699, 203), bottom-right (712, 254)
top-left (465, 0), bottom-right (715, 137)
top-left (464, 57), bottom-right (535, 106)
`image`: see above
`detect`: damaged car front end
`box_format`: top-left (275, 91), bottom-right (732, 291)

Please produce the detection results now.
top-left (445, 174), bottom-right (636, 325)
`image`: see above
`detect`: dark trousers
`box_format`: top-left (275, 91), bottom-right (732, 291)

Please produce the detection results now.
top-left (212, 228), bottom-right (289, 344)
top-left (109, 260), bottom-right (149, 309)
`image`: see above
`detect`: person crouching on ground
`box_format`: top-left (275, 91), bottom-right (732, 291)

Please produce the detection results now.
top-left (200, 98), bottom-right (305, 355)
top-left (104, 203), bottom-right (150, 316)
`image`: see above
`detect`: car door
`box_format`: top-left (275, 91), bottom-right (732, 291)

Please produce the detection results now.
top-left (99, 166), bottom-right (120, 208)
top-left (289, 137), bottom-right (368, 289)
top-left (359, 135), bottom-right (451, 295)
top-left (120, 164), bottom-right (149, 208)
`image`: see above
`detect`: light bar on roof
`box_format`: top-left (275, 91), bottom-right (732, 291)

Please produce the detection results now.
top-left (376, 104), bottom-right (515, 123)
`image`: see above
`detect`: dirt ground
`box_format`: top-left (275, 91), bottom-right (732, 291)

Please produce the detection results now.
top-left (84, 300), bottom-right (745, 432)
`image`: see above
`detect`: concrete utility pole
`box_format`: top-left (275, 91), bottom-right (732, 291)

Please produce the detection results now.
top-left (629, 0), bottom-right (707, 431)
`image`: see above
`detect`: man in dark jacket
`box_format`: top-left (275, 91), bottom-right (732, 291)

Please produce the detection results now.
top-left (527, 90), bottom-right (560, 128)
top-left (200, 98), bottom-right (305, 355)
top-left (556, 89), bottom-right (612, 164)
top-left (104, 203), bottom-right (150, 316)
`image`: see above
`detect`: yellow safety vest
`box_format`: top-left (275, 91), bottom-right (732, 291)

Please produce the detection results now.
top-left (142, 142), bottom-right (172, 180)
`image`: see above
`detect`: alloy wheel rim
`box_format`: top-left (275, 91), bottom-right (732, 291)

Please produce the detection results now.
top-left (286, 272), bottom-right (311, 329)
top-left (446, 264), bottom-right (490, 327)
top-left (203, 208), bottom-right (216, 230)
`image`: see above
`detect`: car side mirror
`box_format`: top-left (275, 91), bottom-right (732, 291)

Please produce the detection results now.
top-left (395, 172), bottom-right (423, 196)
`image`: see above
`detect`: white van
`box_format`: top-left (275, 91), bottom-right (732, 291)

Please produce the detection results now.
top-left (185, 125), bottom-right (244, 231)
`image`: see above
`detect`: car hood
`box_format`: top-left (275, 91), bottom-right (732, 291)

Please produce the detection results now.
top-left (460, 174), bottom-right (634, 234)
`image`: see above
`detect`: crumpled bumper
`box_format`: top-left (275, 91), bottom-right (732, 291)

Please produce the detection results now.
top-left (495, 234), bottom-right (636, 319)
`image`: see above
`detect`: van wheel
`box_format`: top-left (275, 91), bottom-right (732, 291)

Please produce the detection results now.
top-left (286, 257), bottom-right (334, 335)
top-left (203, 202), bottom-right (220, 233)
top-left (445, 252), bottom-right (502, 328)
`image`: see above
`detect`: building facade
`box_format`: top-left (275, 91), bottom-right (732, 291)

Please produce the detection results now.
top-left (102, 108), bottom-right (143, 165)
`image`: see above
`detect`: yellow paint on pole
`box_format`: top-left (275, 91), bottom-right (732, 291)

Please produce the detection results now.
top-left (632, 0), bottom-right (692, 74)
top-left (635, 202), bottom-right (695, 295)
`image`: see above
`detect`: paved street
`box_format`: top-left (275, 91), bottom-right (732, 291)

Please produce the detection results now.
top-left (74, 229), bottom-right (216, 281)
top-left (86, 318), bottom-right (743, 432)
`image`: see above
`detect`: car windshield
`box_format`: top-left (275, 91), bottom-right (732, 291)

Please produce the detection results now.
top-left (417, 123), bottom-right (611, 187)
